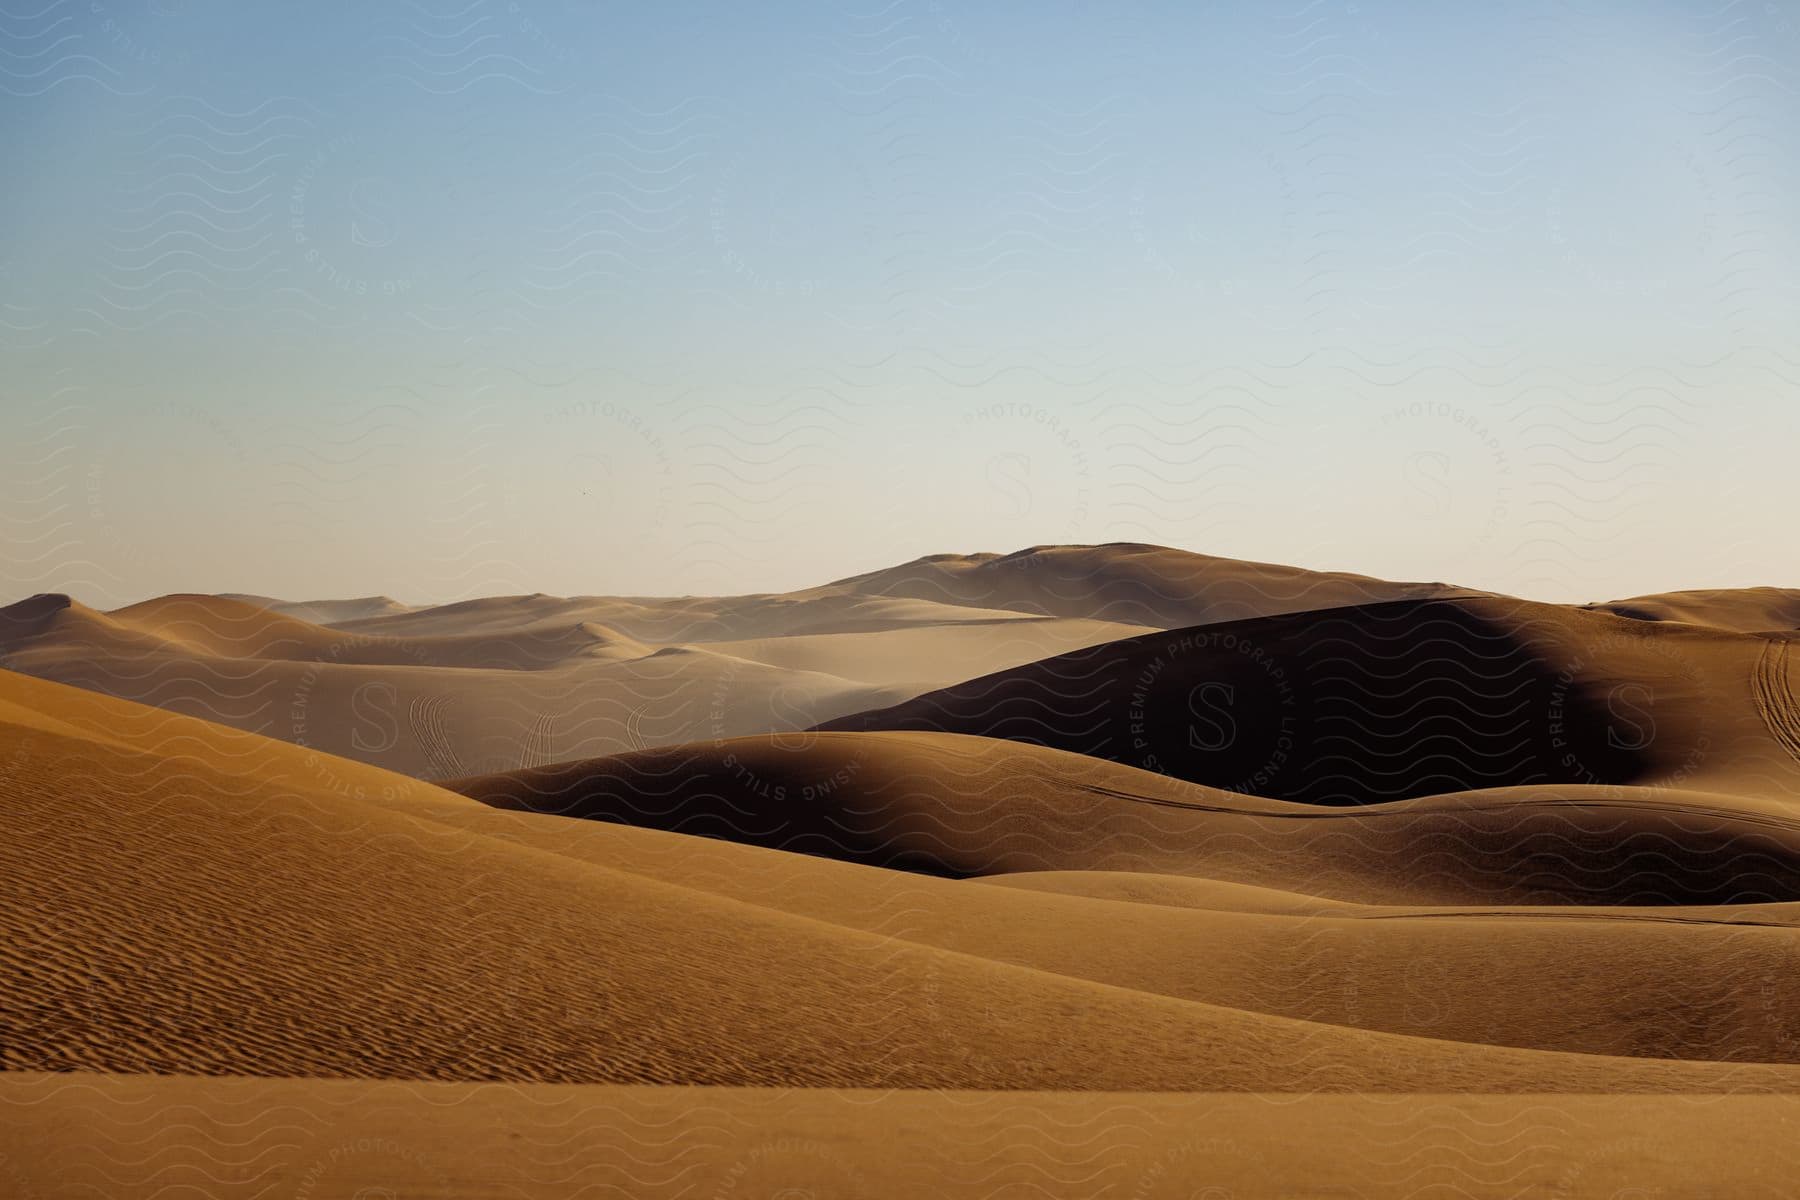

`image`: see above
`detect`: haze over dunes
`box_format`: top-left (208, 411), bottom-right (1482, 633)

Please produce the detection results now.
top-left (7, 544), bottom-right (1800, 1197)
top-left (0, 544), bottom-right (1444, 779)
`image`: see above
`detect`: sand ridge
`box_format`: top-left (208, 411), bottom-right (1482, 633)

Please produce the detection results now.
top-left (1590, 586), bottom-right (1800, 635)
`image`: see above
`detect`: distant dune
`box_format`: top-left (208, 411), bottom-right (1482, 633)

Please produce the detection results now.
top-left (0, 544), bottom-right (1444, 778)
top-left (220, 593), bottom-right (418, 626)
top-left (827, 542), bottom-right (1467, 627)
top-left (0, 590), bottom-right (914, 779)
top-left (1589, 586), bottom-right (1800, 635)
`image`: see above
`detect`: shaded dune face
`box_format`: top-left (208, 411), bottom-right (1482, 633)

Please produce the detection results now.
top-left (452, 732), bottom-right (1800, 906)
top-left (453, 733), bottom-right (977, 878)
top-left (818, 598), bottom-right (1660, 805)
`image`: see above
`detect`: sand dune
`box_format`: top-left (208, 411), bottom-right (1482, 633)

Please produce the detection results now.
top-left (2, 590), bottom-right (656, 669)
top-left (222, 592), bottom-right (417, 625)
top-left (439, 764), bottom-right (1800, 1062)
top-left (0, 549), bottom-right (1200, 777)
top-left (104, 593), bottom-right (357, 658)
top-left (321, 542), bottom-right (1450, 643)
top-left (0, 546), bottom-right (1486, 781)
top-left (819, 594), bottom-right (1799, 803)
top-left (701, 616), bottom-right (1146, 689)
top-left (1591, 586), bottom-right (1800, 634)
top-left (8, 665), bottom-right (1800, 1090)
top-left (334, 587), bottom-right (1086, 641)
top-left (455, 730), bottom-right (1800, 906)
top-left (0, 594), bottom-right (918, 780)
top-left (9, 544), bottom-right (1800, 1197)
top-left (828, 541), bottom-right (1467, 627)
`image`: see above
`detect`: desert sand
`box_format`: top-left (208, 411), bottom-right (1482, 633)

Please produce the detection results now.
top-left (1588, 587), bottom-right (1800, 635)
top-left (6, 1073), bottom-right (1800, 1199)
top-left (5, 544), bottom-right (1800, 1196)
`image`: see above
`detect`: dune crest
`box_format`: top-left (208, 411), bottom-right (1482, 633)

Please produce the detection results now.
top-left (828, 542), bottom-right (1469, 628)
top-left (1591, 587), bottom-right (1800, 635)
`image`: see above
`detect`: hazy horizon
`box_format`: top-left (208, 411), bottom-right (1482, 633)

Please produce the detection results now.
top-left (9, 534), bottom-right (1796, 614)
top-left (5, 0), bottom-right (1797, 608)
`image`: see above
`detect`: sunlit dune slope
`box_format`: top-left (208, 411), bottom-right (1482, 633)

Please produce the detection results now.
top-left (1590, 587), bottom-right (1800, 635)
top-left (10, 667), bottom-right (1800, 1089)
top-left (429, 774), bottom-right (1800, 1063)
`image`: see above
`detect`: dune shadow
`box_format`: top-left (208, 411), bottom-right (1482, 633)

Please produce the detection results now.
top-left (820, 599), bottom-right (1651, 805)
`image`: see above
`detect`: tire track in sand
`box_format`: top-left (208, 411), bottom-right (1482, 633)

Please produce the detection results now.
top-left (1753, 638), bottom-right (1800, 765)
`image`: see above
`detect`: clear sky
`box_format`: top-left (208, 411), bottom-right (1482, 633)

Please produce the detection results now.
top-left (3, 0), bottom-right (1796, 607)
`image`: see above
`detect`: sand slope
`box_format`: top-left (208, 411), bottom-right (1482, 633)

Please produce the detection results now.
top-left (9, 667), bottom-right (1800, 1089)
top-left (826, 541), bottom-right (1467, 627)
top-left (437, 763), bottom-right (1800, 1063)
top-left (453, 730), bottom-right (1800, 906)
top-left (12, 540), bottom-right (1800, 1182)
top-left (819, 595), bottom-right (1800, 803)
top-left (1591, 586), bottom-right (1800, 634)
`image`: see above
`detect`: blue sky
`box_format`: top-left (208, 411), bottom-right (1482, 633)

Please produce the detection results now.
top-left (3, 0), bottom-right (1796, 605)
